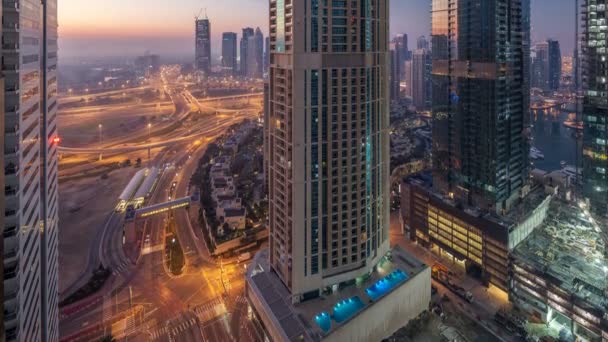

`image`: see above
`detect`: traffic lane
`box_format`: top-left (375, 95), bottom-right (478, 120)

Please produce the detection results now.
top-left (202, 316), bottom-right (234, 342)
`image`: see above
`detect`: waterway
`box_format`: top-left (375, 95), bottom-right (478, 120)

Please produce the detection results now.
top-left (531, 107), bottom-right (579, 172)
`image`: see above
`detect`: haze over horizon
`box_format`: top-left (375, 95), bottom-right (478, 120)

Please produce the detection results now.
top-left (59, 0), bottom-right (575, 61)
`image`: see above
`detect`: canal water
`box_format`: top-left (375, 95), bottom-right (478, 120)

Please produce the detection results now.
top-left (531, 108), bottom-right (579, 172)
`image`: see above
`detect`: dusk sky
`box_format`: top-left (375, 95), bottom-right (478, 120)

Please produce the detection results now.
top-left (59, 0), bottom-right (575, 60)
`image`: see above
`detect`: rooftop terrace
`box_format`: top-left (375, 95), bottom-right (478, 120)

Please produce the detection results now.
top-left (246, 246), bottom-right (428, 341)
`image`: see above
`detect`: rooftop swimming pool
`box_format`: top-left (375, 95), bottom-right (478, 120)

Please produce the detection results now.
top-left (314, 312), bottom-right (331, 332)
top-left (332, 296), bottom-right (365, 323)
top-left (365, 269), bottom-right (408, 301)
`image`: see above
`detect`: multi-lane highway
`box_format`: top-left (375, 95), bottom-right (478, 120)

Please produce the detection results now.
top-left (59, 75), bottom-right (262, 342)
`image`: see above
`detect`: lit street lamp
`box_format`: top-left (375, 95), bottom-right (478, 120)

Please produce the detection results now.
top-left (98, 124), bottom-right (103, 161)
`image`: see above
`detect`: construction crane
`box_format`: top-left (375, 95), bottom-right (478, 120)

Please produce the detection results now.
top-left (195, 8), bottom-right (207, 21)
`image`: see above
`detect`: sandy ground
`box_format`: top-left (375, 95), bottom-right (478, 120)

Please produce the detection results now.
top-left (58, 167), bottom-right (136, 293)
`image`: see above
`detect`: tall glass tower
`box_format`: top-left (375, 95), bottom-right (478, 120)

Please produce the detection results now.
top-left (431, 0), bottom-right (531, 214)
top-left (222, 32), bottom-right (238, 74)
top-left (582, 0), bottom-right (608, 216)
top-left (3, 0), bottom-right (60, 341)
top-left (195, 17), bottom-right (212, 74)
top-left (266, 0), bottom-right (390, 301)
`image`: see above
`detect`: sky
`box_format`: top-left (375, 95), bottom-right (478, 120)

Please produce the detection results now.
top-left (59, 0), bottom-right (575, 60)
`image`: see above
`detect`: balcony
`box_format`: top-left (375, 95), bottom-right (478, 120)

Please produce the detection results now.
top-left (6, 326), bottom-right (19, 341)
top-left (4, 145), bottom-right (19, 157)
top-left (5, 105), bottom-right (19, 115)
top-left (2, 63), bottom-right (19, 73)
top-left (3, 225), bottom-right (17, 238)
top-left (2, 42), bottom-right (19, 53)
top-left (3, 23), bottom-right (19, 33)
top-left (5, 163), bottom-right (19, 176)
top-left (3, 0), bottom-right (20, 12)
top-left (3, 262), bottom-right (19, 280)
top-left (6, 85), bottom-right (19, 95)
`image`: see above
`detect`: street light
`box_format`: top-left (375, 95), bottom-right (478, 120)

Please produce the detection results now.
top-left (98, 124), bottom-right (103, 144)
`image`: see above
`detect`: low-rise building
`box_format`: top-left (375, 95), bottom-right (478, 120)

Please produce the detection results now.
top-left (221, 208), bottom-right (246, 230)
top-left (246, 246), bottom-right (431, 342)
top-left (401, 173), bottom-right (552, 291)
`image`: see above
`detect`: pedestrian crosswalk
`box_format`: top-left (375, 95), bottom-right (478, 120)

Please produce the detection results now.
top-left (112, 260), bottom-right (132, 276)
top-left (150, 317), bottom-right (198, 340)
top-left (193, 297), bottom-right (227, 322)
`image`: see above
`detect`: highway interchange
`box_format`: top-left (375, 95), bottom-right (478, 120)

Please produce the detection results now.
top-left (58, 69), bottom-right (262, 342)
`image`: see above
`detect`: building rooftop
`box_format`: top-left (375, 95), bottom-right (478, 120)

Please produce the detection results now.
top-left (512, 200), bottom-right (608, 312)
top-left (246, 246), bottom-right (428, 341)
top-left (405, 172), bottom-right (551, 232)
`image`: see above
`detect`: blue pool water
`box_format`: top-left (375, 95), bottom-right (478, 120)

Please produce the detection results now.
top-left (314, 312), bottom-right (331, 332)
top-left (365, 269), bottom-right (408, 301)
top-left (332, 296), bottom-right (365, 323)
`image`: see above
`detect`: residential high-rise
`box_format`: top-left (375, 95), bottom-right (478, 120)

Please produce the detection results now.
top-left (390, 45), bottom-right (401, 101)
top-left (431, 0), bottom-right (530, 213)
top-left (246, 28), bottom-right (264, 78)
top-left (3, 1), bottom-right (60, 341)
top-left (532, 41), bottom-right (549, 90)
top-left (404, 60), bottom-right (413, 99)
top-left (222, 32), bottom-right (238, 74)
top-left (547, 39), bottom-right (562, 91)
top-left (416, 35), bottom-right (429, 51)
top-left (264, 36), bottom-right (271, 75)
top-left (0, 6), bottom-right (4, 338)
top-left (240, 27), bottom-right (254, 76)
top-left (397, 34), bottom-right (410, 62)
top-left (195, 17), bottom-right (211, 74)
top-left (411, 49), bottom-right (429, 110)
top-left (582, 0), bottom-right (608, 216)
top-left (265, 0), bottom-right (390, 301)
top-left (532, 40), bottom-right (561, 92)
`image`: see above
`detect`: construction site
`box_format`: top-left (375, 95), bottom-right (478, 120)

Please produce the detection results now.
top-left (510, 200), bottom-right (608, 341)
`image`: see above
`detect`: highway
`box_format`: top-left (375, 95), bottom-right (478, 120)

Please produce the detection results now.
top-left (59, 71), bottom-right (261, 342)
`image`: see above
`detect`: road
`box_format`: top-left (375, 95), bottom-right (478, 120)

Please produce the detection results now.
top-left (59, 74), bottom-right (261, 341)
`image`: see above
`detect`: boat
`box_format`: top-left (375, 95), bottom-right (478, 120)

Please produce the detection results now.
top-left (530, 147), bottom-right (545, 160)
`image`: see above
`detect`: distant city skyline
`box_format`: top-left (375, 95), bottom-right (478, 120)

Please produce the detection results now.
top-left (59, 0), bottom-right (575, 59)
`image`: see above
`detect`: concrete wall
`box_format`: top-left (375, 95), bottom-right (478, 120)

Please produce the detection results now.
top-left (326, 267), bottom-right (432, 342)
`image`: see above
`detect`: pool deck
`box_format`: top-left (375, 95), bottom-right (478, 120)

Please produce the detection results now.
top-left (246, 246), bottom-right (429, 341)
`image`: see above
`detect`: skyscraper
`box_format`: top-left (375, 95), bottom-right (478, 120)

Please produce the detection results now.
top-left (264, 36), bottom-right (271, 75)
top-left (582, 0), bottom-right (608, 216)
top-left (416, 35), bottom-right (429, 51)
top-left (412, 49), bottom-right (429, 110)
top-left (222, 32), bottom-right (238, 74)
top-left (431, 0), bottom-right (530, 213)
top-left (195, 17), bottom-right (211, 74)
top-left (547, 39), bottom-right (562, 91)
top-left (398, 34), bottom-right (410, 62)
top-left (3, 1), bottom-right (60, 341)
top-left (390, 44), bottom-right (401, 101)
top-left (0, 6), bottom-right (4, 338)
top-left (240, 27), bottom-right (254, 76)
top-left (265, 0), bottom-right (390, 301)
top-left (532, 41), bottom-right (549, 90)
top-left (404, 60), bottom-right (413, 99)
top-left (246, 28), bottom-right (264, 78)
